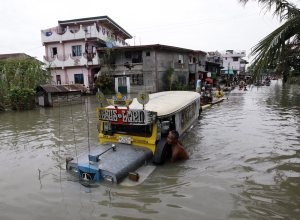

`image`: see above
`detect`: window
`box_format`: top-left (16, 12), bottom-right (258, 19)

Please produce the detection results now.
top-left (118, 77), bottom-right (127, 86)
top-left (51, 47), bottom-right (57, 58)
top-left (74, 73), bottom-right (84, 84)
top-left (111, 124), bottom-right (152, 137)
top-left (233, 57), bottom-right (239, 62)
top-left (72, 45), bottom-right (82, 57)
top-left (132, 51), bottom-right (143, 63)
top-left (56, 75), bottom-right (61, 85)
top-left (146, 51), bottom-right (151, 56)
top-left (125, 51), bottom-right (132, 59)
top-left (130, 74), bottom-right (143, 85)
top-left (178, 55), bottom-right (184, 64)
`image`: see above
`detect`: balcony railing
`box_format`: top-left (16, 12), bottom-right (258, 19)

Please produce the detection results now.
top-left (43, 53), bottom-right (99, 68)
top-left (41, 23), bottom-right (128, 47)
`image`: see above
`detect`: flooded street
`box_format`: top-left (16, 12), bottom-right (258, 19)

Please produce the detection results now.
top-left (0, 80), bottom-right (299, 220)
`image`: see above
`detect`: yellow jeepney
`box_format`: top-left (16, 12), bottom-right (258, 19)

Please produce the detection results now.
top-left (66, 91), bottom-right (200, 184)
top-left (97, 91), bottom-right (200, 164)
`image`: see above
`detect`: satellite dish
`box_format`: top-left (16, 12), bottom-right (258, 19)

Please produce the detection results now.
top-left (137, 91), bottom-right (149, 105)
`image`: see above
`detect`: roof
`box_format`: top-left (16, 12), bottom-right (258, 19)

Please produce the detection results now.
top-left (58, 15), bottom-right (132, 39)
top-left (129, 91), bottom-right (200, 117)
top-left (0, 53), bottom-right (44, 64)
top-left (38, 84), bottom-right (85, 93)
top-left (97, 44), bottom-right (202, 53)
top-left (0, 53), bottom-right (33, 60)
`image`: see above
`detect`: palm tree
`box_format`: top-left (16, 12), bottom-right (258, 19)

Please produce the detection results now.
top-left (239, 0), bottom-right (300, 83)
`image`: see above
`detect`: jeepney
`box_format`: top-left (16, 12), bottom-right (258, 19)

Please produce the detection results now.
top-left (66, 91), bottom-right (200, 184)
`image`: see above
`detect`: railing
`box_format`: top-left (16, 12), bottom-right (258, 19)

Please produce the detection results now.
top-left (43, 53), bottom-right (100, 68)
top-left (41, 23), bottom-right (126, 47)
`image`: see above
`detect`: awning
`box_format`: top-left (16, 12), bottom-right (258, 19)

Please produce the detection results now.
top-left (223, 70), bottom-right (235, 75)
top-left (205, 78), bottom-right (213, 84)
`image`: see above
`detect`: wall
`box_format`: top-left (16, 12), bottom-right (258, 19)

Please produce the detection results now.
top-left (51, 68), bottom-right (89, 88)
top-left (100, 48), bottom-right (190, 93)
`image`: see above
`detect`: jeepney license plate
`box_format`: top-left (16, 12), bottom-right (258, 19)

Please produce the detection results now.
top-left (118, 136), bottom-right (132, 144)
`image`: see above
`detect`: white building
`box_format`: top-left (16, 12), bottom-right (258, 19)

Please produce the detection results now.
top-left (41, 16), bottom-right (132, 91)
top-left (221, 50), bottom-right (247, 75)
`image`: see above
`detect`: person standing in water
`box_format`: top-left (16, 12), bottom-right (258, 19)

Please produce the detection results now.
top-left (166, 130), bottom-right (189, 162)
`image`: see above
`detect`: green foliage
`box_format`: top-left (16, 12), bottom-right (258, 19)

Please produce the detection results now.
top-left (239, 0), bottom-right (300, 83)
top-left (9, 87), bottom-right (35, 110)
top-left (162, 68), bottom-right (189, 91)
top-left (171, 75), bottom-right (187, 91)
top-left (95, 72), bottom-right (115, 94)
top-left (94, 49), bottom-right (117, 95)
top-left (0, 57), bottom-right (51, 110)
top-left (162, 67), bottom-right (174, 90)
top-left (99, 49), bottom-right (117, 72)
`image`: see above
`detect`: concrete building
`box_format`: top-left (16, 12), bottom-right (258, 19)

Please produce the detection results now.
top-left (41, 16), bottom-right (132, 92)
top-left (97, 44), bottom-right (206, 93)
top-left (205, 51), bottom-right (223, 83)
top-left (221, 50), bottom-right (247, 75)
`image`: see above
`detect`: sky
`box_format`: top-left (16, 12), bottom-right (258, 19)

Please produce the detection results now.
top-left (0, 0), bottom-right (292, 62)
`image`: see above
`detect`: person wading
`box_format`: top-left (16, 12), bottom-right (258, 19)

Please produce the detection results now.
top-left (166, 130), bottom-right (189, 162)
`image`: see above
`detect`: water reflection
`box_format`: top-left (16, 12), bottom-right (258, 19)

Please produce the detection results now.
top-left (0, 81), bottom-right (299, 219)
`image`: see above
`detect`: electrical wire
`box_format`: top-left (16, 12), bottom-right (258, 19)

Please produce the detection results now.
top-left (70, 96), bottom-right (80, 181)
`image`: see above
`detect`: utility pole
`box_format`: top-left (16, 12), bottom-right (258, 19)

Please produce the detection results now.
top-left (227, 62), bottom-right (230, 87)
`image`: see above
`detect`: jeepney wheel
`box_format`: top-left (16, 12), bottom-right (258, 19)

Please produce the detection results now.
top-left (153, 138), bottom-right (171, 165)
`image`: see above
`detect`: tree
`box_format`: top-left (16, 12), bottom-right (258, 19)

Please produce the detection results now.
top-left (239, 0), bottom-right (300, 83)
top-left (162, 67), bottom-right (174, 90)
top-left (94, 49), bottom-right (116, 94)
top-left (0, 57), bottom-right (51, 110)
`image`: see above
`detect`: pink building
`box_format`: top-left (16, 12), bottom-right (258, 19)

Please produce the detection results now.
top-left (41, 16), bottom-right (132, 92)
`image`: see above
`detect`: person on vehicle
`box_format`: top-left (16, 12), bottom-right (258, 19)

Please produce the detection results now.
top-left (215, 85), bottom-right (224, 98)
top-left (166, 130), bottom-right (189, 162)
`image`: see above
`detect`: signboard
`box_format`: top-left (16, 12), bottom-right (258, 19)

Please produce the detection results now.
top-left (97, 108), bottom-right (156, 125)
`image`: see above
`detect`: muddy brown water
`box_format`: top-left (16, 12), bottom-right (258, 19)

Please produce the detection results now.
top-left (0, 80), bottom-right (299, 220)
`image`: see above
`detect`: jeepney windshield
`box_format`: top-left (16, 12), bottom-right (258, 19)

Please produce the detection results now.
top-left (111, 123), bottom-right (153, 137)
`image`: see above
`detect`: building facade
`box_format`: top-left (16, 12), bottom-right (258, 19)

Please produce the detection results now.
top-left (206, 51), bottom-right (223, 83)
top-left (221, 50), bottom-right (247, 75)
top-left (41, 16), bottom-right (132, 92)
top-left (97, 44), bottom-right (206, 93)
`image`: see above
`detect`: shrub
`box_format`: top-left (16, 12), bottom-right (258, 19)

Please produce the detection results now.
top-left (9, 87), bottom-right (35, 110)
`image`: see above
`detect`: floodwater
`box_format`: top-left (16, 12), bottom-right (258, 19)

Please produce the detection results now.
top-left (0, 80), bottom-right (299, 220)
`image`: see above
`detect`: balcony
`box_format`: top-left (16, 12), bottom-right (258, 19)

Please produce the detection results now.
top-left (41, 23), bottom-right (127, 47)
top-left (189, 63), bottom-right (206, 73)
top-left (100, 62), bottom-right (143, 73)
top-left (43, 53), bottom-right (100, 68)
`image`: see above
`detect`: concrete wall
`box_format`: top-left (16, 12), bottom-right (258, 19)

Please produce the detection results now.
top-left (51, 68), bottom-right (89, 88)
top-left (103, 49), bottom-right (190, 93)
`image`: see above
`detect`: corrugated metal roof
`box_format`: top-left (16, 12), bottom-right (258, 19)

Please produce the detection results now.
top-left (39, 84), bottom-right (85, 93)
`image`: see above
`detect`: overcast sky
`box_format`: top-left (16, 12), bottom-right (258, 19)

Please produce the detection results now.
top-left (1, 0), bottom-right (295, 62)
